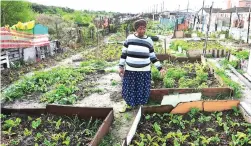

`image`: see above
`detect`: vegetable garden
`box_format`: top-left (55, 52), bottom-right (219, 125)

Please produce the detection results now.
top-left (131, 107), bottom-right (251, 146)
top-left (1, 105), bottom-right (113, 146)
top-left (151, 61), bottom-right (220, 89)
top-left (1, 19), bottom-right (251, 146)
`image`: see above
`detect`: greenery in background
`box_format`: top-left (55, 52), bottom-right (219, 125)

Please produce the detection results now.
top-left (220, 59), bottom-right (239, 69)
top-left (108, 32), bottom-right (125, 42)
top-left (82, 43), bottom-right (122, 61)
top-left (169, 40), bottom-right (227, 51)
top-left (154, 40), bottom-right (165, 54)
top-left (2, 67), bottom-right (93, 104)
top-left (231, 50), bottom-right (250, 60)
top-left (2, 59), bottom-right (114, 104)
top-left (1, 1), bottom-right (35, 26)
top-left (146, 21), bottom-right (173, 36)
top-left (80, 59), bottom-right (110, 70)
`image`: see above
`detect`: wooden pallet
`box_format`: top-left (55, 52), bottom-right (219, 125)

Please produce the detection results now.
top-left (1, 51), bottom-right (10, 70)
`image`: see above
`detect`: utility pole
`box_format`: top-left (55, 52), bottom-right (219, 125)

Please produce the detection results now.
top-left (187, 0), bottom-right (190, 12)
top-left (203, 2), bottom-right (214, 55)
top-left (163, 1), bottom-right (165, 12)
top-left (229, 12), bottom-right (232, 30)
top-left (247, 5), bottom-right (251, 43)
top-left (201, 0), bottom-right (205, 32)
top-left (235, 6), bottom-right (242, 44)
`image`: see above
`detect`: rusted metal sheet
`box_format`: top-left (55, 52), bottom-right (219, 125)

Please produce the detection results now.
top-left (1, 104), bottom-right (114, 146)
top-left (142, 105), bottom-right (174, 114)
top-left (46, 104), bottom-right (112, 119)
top-left (91, 111), bottom-right (114, 146)
top-left (150, 88), bottom-right (232, 101)
top-left (1, 108), bottom-right (46, 115)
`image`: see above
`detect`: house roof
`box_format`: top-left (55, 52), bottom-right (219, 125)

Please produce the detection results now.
top-left (203, 8), bottom-right (222, 13)
top-left (220, 7), bottom-right (251, 13)
top-left (198, 7), bottom-right (250, 14)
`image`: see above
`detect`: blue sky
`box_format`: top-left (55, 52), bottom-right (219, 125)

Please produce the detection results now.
top-left (28, 0), bottom-right (227, 13)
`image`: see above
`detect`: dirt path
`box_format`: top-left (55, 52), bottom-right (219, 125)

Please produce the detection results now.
top-left (75, 72), bottom-right (137, 145)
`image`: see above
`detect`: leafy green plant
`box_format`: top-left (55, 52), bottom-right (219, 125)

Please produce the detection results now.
top-left (178, 77), bottom-right (199, 88)
top-left (232, 50), bottom-right (249, 60)
top-left (145, 115), bottom-right (151, 120)
top-left (3, 118), bottom-right (21, 129)
top-left (152, 122), bottom-right (162, 136)
top-left (198, 115), bottom-right (212, 123)
top-left (188, 108), bottom-right (200, 118)
top-left (210, 63), bottom-right (242, 98)
top-left (3, 127), bottom-right (16, 136)
top-left (0, 114), bottom-right (6, 119)
top-left (151, 67), bottom-right (163, 81)
top-left (55, 118), bottom-right (62, 130)
top-left (111, 80), bottom-right (118, 86)
top-left (43, 138), bottom-right (57, 146)
top-left (165, 68), bottom-right (187, 80)
top-left (62, 136), bottom-right (71, 146)
top-left (163, 77), bottom-right (175, 88)
top-left (35, 132), bottom-right (43, 141)
top-left (24, 128), bottom-right (32, 136)
top-left (41, 84), bottom-right (79, 104)
top-left (230, 132), bottom-right (251, 146)
top-left (232, 106), bottom-right (241, 116)
top-left (32, 118), bottom-right (42, 129)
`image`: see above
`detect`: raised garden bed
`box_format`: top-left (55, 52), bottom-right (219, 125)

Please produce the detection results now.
top-left (1, 59), bottom-right (116, 106)
top-left (156, 40), bottom-right (230, 61)
top-left (203, 56), bottom-right (243, 98)
top-left (152, 61), bottom-right (221, 89)
top-left (123, 100), bottom-right (251, 146)
top-left (1, 105), bottom-right (114, 146)
top-left (149, 87), bottom-right (233, 102)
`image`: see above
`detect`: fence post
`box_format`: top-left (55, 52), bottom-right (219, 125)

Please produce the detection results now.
top-left (164, 38), bottom-right (167, 54)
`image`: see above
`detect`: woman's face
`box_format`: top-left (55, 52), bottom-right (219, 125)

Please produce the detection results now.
top-left (136, 26), bottom-right (146, 37)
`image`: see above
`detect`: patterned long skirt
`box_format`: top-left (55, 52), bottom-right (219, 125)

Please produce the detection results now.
top-left (122, 70), bottom-right (151, 107)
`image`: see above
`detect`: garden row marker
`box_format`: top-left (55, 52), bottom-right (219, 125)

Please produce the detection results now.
top-left (161, 93), bottom-right (202, 106)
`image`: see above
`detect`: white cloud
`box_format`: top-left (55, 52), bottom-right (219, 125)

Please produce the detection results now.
top-left (28, 0), bottom-right (227, 13)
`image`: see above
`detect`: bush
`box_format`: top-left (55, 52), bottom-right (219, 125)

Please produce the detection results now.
top-left (178, 77), bottom-right (200, 88)
top-left (163, 77), bottom-right (175, 88)
top-left (165, 68), bottom-right (187, 80)
top-left (151, 67), bottom-right (162, 81)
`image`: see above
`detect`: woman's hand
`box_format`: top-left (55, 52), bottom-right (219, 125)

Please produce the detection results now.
top-left (118, 67), bottom-right (125, 77)
top-left (160, 68), bottom-right (166, 77)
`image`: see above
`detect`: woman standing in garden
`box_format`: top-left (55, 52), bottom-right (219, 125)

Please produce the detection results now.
top-left (118, 19), bottom-right (165, 112)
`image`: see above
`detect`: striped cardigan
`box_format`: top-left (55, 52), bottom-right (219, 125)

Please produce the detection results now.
top-left (119, 34), bottom-right (162, 71)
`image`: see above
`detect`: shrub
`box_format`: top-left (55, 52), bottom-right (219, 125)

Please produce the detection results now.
top-left (163, 77), bottom-right (175, 88)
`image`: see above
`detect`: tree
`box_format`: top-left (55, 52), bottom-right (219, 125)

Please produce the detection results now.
top-left (1, 1), bottom-right (35, 26)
